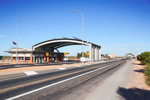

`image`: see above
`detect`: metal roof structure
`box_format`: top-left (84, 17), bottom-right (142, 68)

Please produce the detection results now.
top-left (32, 38), bottom-right (101, 51)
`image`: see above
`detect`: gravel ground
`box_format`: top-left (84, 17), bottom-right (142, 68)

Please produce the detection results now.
top-left (118, 59), bottom-right (150, 100)
top-left (126, 59), bottom-right (150, 90)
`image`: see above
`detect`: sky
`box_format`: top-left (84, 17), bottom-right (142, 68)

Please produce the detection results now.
top-left (0, 0), bottom-right (150, 57)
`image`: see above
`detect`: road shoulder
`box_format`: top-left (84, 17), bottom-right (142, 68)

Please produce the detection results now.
top-left (84, 60), bottom-right (131, 100)
top-left (117, 59), bottom-right (150, 100)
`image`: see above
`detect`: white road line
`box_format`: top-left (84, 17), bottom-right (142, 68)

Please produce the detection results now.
top-left (76, 65), bottom-right (81, 67)
top-left (0, 76), bottom-right (26, 82)
top-left (86, 64), bottom-right (91, 65)
top-left (63, 64), bottom-right (67, 65)
top-left (57, 67), bottom-right (66, 70)
top-left (24, 71), bottom-right (38, 76)
top-left (6, 63), bottom-right (116, 100)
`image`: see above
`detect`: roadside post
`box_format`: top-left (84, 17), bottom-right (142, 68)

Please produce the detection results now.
top-left (64, 52), bottom-right (68, 62)
top-left (86, 51), bottom-right (89, 62)
top-left (46, 52), bottom-right (49, 63)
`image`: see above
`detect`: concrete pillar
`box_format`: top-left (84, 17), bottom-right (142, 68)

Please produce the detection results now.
top-left (89, 44), bottom-right (92, 62)
top-left (44, 56), bottom-right (46, 63)
top-left (95, 47), bottom-right (97, 61)
top-left (99, 48), bottom-right (101, 60)
top-left (24, 54), bottom-right (25, 63)
top-left (11, 54), bottom-right (13, 63)
top-left (93, 46), bottom-right (95, 61)
top-left (30, 54), bottom-right (32, 63)
top-left (97, 48), bottom-right (99, 60)
top-left (96, 48), bottom-right (98, 61)
top-left (39, 57), bottom-right (40, 63)
top-left (33, 55), bottom-right (35, 63)
top-left (47, 56), bottom-right (49, 63)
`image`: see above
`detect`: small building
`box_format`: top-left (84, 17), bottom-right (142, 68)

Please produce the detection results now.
top-left (6, 48), bottom-right (64, 63)
top-left (110, 54), bottom-right (116, 58)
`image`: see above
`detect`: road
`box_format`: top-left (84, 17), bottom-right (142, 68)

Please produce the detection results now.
top-left (0, 62), bottom-right (76, 70)
top-left (0, 59), bottom-right (127, 100)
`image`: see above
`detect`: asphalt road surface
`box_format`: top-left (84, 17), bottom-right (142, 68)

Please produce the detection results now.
top-left (0, 61), bottom-right (76, 70)
top-left (0, 59), bottom-right (127, 100)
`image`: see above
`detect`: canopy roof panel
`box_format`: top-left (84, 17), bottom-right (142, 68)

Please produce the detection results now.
top-left (32, 38), bottom-right (101, 51)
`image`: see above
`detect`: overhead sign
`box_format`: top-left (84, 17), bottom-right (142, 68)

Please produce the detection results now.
top-left (64, 52), bottom-right (67, 56)
top-left (46, 52), bottom-right (49, 56)
top-left (86, 51), bottom-right (89, 55)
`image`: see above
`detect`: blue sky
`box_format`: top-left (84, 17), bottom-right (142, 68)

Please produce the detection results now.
top-left (0, 0), bottom-right (150, 57)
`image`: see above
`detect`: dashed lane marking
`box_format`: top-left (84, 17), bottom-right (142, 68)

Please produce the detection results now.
top-left (57, 68), bottom-right (66, 70)
top-left (24, 71), bottom-right (38, 76)
top-left (76, 65), bottom-right (81, 67)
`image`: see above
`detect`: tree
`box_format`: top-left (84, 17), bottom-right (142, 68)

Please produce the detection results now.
top-left (137, 51), bottom-right (150, 64)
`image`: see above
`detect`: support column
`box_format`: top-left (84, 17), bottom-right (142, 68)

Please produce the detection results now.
top-left (93, 46), bottom-right (95, 61)
top-left (89, 44), bottom-right (92, 62)
top-left (44, 56), bottom-right (46, 63)
top-left (30, 54), bottom-right (32, 63)
top-left (33, 55), bottom-right (35, 63)
top-left (11, 54), bottom-right (13, 63)
top-left (24, 54), bottom-right (25, 63)
top-left (95, 47), bottom-right (97, 61)
top-left (99, 48), bottom-right (101, 60)
top-left (47, 56), bottom-right (49, 63)
top-left (39, 57), bottom-right (41, 63)
top-left (97, 48), bottom-right (99, 60)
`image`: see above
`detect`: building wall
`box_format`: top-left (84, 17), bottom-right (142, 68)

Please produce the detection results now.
top-left (11, 53), bottom-right (33, 63)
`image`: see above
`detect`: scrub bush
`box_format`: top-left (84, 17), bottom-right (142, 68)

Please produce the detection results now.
top-left (137, 51), bottom-right (150, 86)
top-left (137, 52), bottom-right (150, 64)
top-left (144, 64), bottom-right (150, 86)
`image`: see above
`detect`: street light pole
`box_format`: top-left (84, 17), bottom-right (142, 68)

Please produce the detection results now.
top-left (16, 18), bottom-right (27, 63)
top-left (71, 10), bottom-right (84, 60)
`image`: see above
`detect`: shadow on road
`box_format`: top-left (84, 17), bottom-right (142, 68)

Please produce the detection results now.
top-left (132, 62), bottom-right (145, 65)
top-left (117, 87), bottom-right (150, 100)
top-left (134, 69), bottom-right (144, 73)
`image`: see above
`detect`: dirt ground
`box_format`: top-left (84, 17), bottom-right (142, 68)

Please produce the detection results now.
top-left (126, 59), bottom-right (150, 90)
top-left (116, 60), bottom-right (150, 100)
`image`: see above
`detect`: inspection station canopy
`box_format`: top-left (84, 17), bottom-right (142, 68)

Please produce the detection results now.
top-left (32, 37), bottom-right (101, 52)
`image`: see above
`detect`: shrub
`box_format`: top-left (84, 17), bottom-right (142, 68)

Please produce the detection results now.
top-left (137, 51), bottom-right (150, 64)
top-left (138, 51), bottom-right (150, 86)
top-left (144, 64), bottom-right (150, 86)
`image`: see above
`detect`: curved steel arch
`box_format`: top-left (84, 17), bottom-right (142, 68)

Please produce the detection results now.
top-left (125, 53), bottom-right (135, 57)
top-left (32, 38), bottom-right (93, 51)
